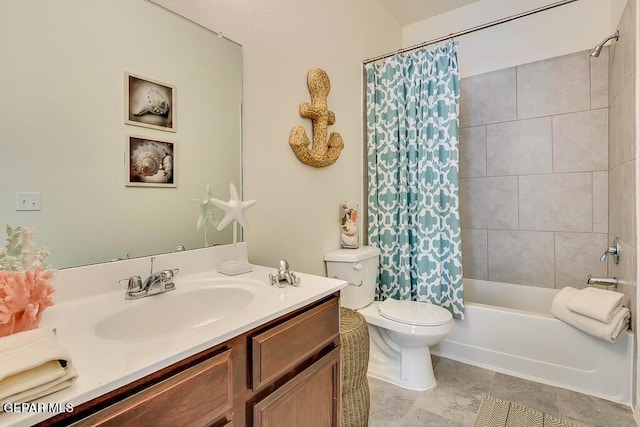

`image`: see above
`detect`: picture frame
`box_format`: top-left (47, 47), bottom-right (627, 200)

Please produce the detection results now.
top-left (125, 72), bottom-right (176, 132)
top-left (125, 135), bottom-right (177, 187)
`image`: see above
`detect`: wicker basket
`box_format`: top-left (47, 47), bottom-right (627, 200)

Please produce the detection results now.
top-left (340, 308), bottom-right (370, 427)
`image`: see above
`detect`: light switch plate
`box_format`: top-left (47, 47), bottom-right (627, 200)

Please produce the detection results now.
top-left (15, 192), bottom-right (41, 211)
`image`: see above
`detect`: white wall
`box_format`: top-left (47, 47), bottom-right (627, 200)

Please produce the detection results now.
top-left (150, 0), bottom-right (402, 275)
top-left (403, 0), bottom-right (624, 78)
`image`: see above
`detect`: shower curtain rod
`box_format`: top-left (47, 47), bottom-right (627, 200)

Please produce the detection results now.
top-left (363, 0), bottom-right (578, 64)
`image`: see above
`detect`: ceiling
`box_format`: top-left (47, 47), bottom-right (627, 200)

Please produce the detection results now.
top-left (378, 0), bottom-right (483, 26)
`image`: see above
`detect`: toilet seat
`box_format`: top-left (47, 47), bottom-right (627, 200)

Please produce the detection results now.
top-left (378, 299), bottom-right (452, 326)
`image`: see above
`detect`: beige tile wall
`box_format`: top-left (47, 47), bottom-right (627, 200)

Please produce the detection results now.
top-left (486, 117), bottom-right (552, 176)
top-left (459, 67), bottom-right (516, 128)
top-left (460, 48), bottom-right (611, 289)
top-left (608, 0), bottom-right (636, 329)
top-left (516, 51), bottom-right (591, 119)
top-left (487, 230), bottom-right (555, 287)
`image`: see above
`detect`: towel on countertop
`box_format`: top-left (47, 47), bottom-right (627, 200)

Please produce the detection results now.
top-left (567, 286), bottom-right (625, 323)
top-left (552, 287), bottom-right (630, 343)
top-left (0, 328), bottom-right (77, 408)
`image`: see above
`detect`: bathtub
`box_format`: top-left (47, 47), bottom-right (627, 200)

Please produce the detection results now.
top-left (431, 278), bottom-right (634, 405)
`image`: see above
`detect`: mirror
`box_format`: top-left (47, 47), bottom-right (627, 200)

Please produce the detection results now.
top-left (0, 0), bottom-right (242, 269)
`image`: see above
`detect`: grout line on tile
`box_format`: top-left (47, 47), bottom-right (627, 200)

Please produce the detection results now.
top-left (591, 172), bottom-right (595, 234)
top-left (515, 64), bottom-right (518, 121)
top-left (486, 228), bottom-right (490, 281)
top-left (487, 369), bottom-right (496, 397)
top-left (589, 50), bottom-right (593, 110)
top-left (484, 125), bottom-right (488, 177)
top-left (550, 231), bottom-right (555, 289)
top-left (516, 175), bottom-right (520, 230)
top-left (550, 115), bottom-right (555, 174)
top-left (486, 170), bottom-right (606, 179)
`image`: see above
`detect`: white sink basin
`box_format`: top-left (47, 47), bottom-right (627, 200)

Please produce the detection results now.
top-left (94, 278), bottom-right (267, 341)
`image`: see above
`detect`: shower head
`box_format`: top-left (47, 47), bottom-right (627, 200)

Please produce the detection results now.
top-left (590, 30), bottom-right (619, 57)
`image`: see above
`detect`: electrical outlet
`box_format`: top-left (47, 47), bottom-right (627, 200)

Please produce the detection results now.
top-left (15, 192), bottom-right (41, 211)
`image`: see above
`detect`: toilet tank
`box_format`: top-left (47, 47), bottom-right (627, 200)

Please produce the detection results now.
top-left (324, 246), bottom-right (380, 309)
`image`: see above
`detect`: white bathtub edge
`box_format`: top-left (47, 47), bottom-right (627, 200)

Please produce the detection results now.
top-left (433, 331), bottom-right (634, 407)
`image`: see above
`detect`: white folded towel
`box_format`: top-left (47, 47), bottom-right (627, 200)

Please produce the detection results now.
top-left (0, 328), bottom-right (78, 408)
top-left (567, 287), bottom-right (625, 323)
top-left (551, 287), bottom-right (630, 343)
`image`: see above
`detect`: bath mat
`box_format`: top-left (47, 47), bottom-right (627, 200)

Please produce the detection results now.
top-left (473, 395), bottom-right (578, 427)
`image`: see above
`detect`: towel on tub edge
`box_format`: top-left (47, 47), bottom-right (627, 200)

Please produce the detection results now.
top-left (0, 328), bottom-right (78, 408)
top-left (567, 286), bottom-right (625, 323)
top-left (552, 287), bottom-right (630, 344)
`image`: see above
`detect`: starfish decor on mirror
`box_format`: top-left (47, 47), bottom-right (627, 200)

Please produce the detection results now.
top-left (192, 184), bottom-right (221, 247)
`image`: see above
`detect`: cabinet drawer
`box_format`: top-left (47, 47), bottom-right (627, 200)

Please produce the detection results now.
top-left (74, 348), bottom-right (233, 427)
top-left (251, 296), bottom-right (339, 390)
top-left (253, 346), bottom-right (340, 427)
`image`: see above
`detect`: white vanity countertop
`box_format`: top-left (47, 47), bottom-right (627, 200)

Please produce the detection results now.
top-left (2, 258), bottom-right (346, 427)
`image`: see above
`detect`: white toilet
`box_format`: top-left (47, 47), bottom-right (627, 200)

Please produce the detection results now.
top-left (325, 246), bottom-right (453, 391)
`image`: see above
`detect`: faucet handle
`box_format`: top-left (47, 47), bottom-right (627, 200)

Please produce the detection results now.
top-left (600, 237), bottom-right (621, 264)
top-left (160, 268), bottom-right (179, 280)
top-left (159, 269), bottom-right (179, 292)
top-left (120, 276), bottom-right (142, 292)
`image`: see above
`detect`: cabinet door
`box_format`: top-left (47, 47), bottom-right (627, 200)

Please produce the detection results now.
top-left (253, 347), bottom-right (340, 427)
top-left (252, 296), bottom-right (339, 390)
top-left (74, 348), bottom-right (233, 427)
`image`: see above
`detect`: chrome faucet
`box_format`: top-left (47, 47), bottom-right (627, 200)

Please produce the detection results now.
top-left (122, 257), bottom-right (179, 300)
top-left (586, 274), bottom-right (618, 290)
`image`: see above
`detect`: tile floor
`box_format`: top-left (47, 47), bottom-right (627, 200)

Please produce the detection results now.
top-left (368, 357), bottom-right (637, 427)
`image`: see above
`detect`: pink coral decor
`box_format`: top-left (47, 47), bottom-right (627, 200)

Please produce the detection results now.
top-left (0, 267), bottom-right (55, 337)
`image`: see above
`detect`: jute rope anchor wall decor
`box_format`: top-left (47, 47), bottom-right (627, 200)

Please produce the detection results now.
top-left (289, 68), bottom-right (344, 167)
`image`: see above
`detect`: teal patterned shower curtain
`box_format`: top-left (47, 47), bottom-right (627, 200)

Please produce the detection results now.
top-left (365, 42), bottom-right (464, 319)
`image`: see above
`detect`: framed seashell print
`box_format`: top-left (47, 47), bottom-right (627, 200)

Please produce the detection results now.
top-left (125, 72), bottom-right (176, 132)
top-left (125, 135), bottom-right (177, 187)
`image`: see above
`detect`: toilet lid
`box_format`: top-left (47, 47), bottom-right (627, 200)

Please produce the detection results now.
top-left (378, 299), bottom-right (453, 326)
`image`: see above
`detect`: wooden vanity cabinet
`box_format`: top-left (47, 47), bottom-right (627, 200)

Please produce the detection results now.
top-left (251, 295), bottom-right (340, 390)
top-left (39, 338), bottom-right (240, 427)
top-left (252, 347), bottom-right (340, 427)
top-left (248, 295), bottom-right (340, 426)
top-left (37, 293), bottom-right (340, 427)
top-left (71, 347), bottom-right (234, 426)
